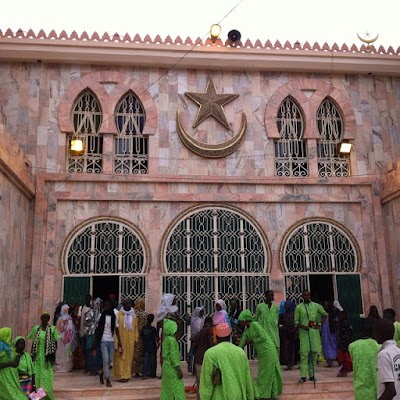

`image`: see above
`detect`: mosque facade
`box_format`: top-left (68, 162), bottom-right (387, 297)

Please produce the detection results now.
top-left (0, 29), bottom-right (399, 355)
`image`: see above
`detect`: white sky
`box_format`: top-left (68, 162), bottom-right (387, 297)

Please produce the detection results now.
top-left (1, 0), bottom-right (399, 48)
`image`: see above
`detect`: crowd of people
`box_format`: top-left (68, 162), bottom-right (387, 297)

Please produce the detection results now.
top-left (1, 290), bottom-right (400, 399)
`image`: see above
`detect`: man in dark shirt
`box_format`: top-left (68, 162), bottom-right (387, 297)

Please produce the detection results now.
top-left (141, 313), bottom-right (159, 378)
top-left (192, 316), bottom-right (213, 400)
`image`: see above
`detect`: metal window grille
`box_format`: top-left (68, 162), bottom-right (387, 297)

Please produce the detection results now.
top-left (66, 220), bottom-right (146, 275)
top-left (114, 92), bottom-right (148, 174)
top-left (283, 221), bottom-right (357, 303)
top-left (317, 99), bottom-right (350, 177)
top-left (163, 207), bottom-right (270, 359)
top-left (275, 97), bottom-right (308, 177)
top-left (68, 91), bottom-right (103, 173)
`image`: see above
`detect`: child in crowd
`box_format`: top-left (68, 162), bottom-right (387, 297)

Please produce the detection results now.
top-left (141, 314), bottom-right (159, 379)
top-left (349, 318), bottom-right (380, 400)
top-left (160, 319), bottom-right (185, 400)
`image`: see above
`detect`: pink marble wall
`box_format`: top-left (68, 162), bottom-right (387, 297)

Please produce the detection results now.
top-left (381, 160), bottom-right (400, 315)
top-left (25, 175), bottom-right (381, 324)
top-left (0, 61), bottom-right (399, 328)
top-left (0, 123), bottom-right (34, 335)
top-left (0, 64), bottom-right (399, 177)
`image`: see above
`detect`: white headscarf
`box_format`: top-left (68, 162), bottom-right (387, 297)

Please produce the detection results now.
top-left (157, 294), bottom-right (178, 322)
top-left (120, 307), bottom-right (136, 330)
top-left (215, 300), bottom-right (227, 311)
top-left (190, 307), bottom-right (205, 338)
top-left (61, 304), bottom-right (70, 320)
top-left (213, 300), bottom-right (228, 325)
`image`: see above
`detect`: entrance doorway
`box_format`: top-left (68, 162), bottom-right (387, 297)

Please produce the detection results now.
top-left (309, 274), bottom-right (334, 303)
top-left (93, 275), bottom-right (119, 301)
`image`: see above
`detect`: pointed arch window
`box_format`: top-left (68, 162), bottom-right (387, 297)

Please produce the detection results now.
top-left (317, 99), bottom-right (350, 177)
top-left (114, 92), bottom-right (148, 174)
top-left (275, 97), bottom-right (308, 177)
top-left (67, 91), bottom-right (103, 173)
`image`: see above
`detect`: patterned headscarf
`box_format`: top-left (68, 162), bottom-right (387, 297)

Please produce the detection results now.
top-left (238, 310), bottom-right (254, 322)
top-left (0, 327), bottom-right (12, 358)
top-left (157, 294), bottom-right (178, 322)
top-left (134, 298), bottom-right (145, 311)
top-left (31, 324), bottom-right (57, 366)
top-left (85, 297), bottom-right (102, 336)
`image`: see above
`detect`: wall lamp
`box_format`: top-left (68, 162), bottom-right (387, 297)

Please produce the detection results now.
top-left (70, 136), bottom-right (84, 155)
top-left (339, 140), bottom-right (353, 154)
top-left (210, 24), bottom-right (222, 43)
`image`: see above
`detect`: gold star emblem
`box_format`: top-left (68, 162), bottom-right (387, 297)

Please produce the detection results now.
top-left (185, 77), bottom-right (239, 130)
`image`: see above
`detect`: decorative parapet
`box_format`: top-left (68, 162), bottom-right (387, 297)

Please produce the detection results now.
top-left (0, 123), bottom-right (35, 199)
top-left (0, 28), bottom-right (399, 55)
top-left (1, 29), bottom-right (399, 76)
top-left (380, 161), bottom-right (400, 204)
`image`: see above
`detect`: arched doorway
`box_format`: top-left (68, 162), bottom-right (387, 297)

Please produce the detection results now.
top-left (161, 205), bottom-right (271, 358)
top-left (61, 217), bottom-right (149, 305)
top-left (281, 218), bottom-right (363, 335)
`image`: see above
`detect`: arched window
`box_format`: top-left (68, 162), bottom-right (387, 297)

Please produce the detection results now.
top-left (62, 218), bottom-right (148, 304)
top-left (317, 99), bottom-right (350, 177)
top-left (114, 92), bottom-right (148, 174)
top-left (67, 91), bottom-right (103, 173)
top-left (162, 206), bottom-right (271, 358)
top-left (275, 97), bottom-right (308, 177)
top-left (281, 219), bottom-right (361, 307)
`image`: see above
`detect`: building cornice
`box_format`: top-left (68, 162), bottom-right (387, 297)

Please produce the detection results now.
top-left (0, 29), bottom-right (399, 76)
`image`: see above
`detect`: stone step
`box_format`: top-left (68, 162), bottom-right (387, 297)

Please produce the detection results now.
top-left (55, 392), bottom-right (197, 400)
top-left (54, 365), bottom-right (355, 399)
top-left (56, 384), bottom-right (354, 399)
top-left (282, 379), bottom-right (353, 392)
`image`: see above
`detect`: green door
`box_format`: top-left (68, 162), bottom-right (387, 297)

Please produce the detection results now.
top-left (63, 276), bottom-right (91, 305)
top-left (337, 274), bottom-right (363, 339)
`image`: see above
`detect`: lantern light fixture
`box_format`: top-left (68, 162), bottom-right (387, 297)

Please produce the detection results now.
top-left (339, 140), bottom-right (353, 154)
top-left (210, 24), bottom-right (222, 43)
top-left (70, 137), bottom-right (84, 154)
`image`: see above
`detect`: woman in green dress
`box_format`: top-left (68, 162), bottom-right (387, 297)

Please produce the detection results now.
top-left (13, 336), bottom-right (36, 396)
top-left (160, 319), bottom-right (185, 400)
top-left (0, 327), bottom-right (27, 400)
top-left (239, 310), bottom-right (282, 400)
top-left (28, 311), bottom-right (61, 400)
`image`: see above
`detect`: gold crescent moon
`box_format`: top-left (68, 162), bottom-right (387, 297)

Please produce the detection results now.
top-left (357, 32), bottom-right (379, 44)
top-left (176, 111), bottom-right (247, 158)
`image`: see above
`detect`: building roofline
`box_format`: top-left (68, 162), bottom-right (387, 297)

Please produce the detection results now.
top-left (1, 29), bottom-right (399, 76)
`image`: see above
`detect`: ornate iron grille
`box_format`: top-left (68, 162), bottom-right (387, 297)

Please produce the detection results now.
top-left (283, 221), bottom-right (357, 274)
top-left (163, 206), bottom-right (270, 359)
top-left (275, 97), bottom-right (308, 177)
top-left (114, 92), bottom-right (148, 174)
top-left (165, 208), bottom-right (266, 274)
top-left (162, 276), bottom-right (188, 360)
top-left (68, 91), bottom-right (103, 173)
top-left (317, 99), bottom-right (350, 177)
top-left (284, 275), bottom-right (310, 304)
top-left (66, 220), bottom-right (145, 275)
top-left (120, 276), bottom-right (146, 304)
